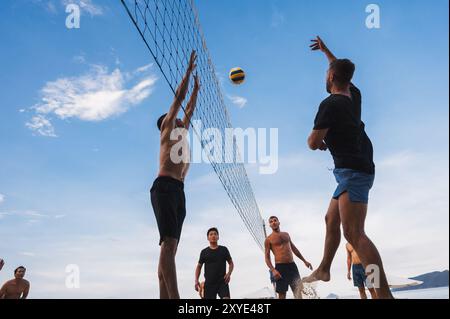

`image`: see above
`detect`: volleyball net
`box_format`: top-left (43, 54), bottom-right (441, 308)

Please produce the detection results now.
top-left (120, 0), bottom-right (266, 251)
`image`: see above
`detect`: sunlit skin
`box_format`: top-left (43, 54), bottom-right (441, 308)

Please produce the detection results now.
top-left (0, 267), bottom-right (30, 299)
top-left (264, 217), bottom-right (313, 299)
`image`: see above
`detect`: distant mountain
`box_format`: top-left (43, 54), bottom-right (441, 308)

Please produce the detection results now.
top-left (393, 270), bottom-right (449, 292)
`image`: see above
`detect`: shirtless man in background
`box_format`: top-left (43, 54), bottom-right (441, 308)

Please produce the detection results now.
top-left (0, 266), bottom-right (30, 299)
top-left (151, 50), bottom-right (200, 299)
top-left (264, 216), bottom-right (313, 299)
top-left (346, 243), bottom-right (377, 299)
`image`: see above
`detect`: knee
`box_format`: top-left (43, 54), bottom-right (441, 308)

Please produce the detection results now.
top-left (161, 240), bottom-right (178, 255)
top-left (343, 226), bottom-right (364, 246)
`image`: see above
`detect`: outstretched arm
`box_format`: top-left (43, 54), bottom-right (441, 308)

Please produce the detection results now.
top-left (290, 240), bottom-right (313, 270)
top-left (310, 36), bottom-right (337, 64)
top-left (182, 73), bottom-right (200, 128)
top-left (163, 51), bottom-right (197, 131)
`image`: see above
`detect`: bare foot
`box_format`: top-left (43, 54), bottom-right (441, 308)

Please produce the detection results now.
top-left (302, 268), bottom-right (331, 283)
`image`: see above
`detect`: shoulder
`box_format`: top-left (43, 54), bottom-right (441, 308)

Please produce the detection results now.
top-left (3, 279), bottom-right (14, 286)
top-left (320, 95), bottom-right (336, 107)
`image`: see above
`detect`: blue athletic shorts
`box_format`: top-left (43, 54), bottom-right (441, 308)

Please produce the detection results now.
top-left (333, 168), bottom-right (375, 204)
top-left (352, 264), bottom-right (368, 288)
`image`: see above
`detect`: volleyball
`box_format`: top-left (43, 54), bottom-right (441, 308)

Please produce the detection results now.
top-left (229, 67), bottom-right (246, 85)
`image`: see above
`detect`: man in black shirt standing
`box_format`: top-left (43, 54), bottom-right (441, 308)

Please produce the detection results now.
top-left (303, 36), bottom-right (393, 299)
top-left (195, 228), bottom-right (234, 299)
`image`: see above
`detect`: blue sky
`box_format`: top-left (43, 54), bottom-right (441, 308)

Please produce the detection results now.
top-left (0, 0), bottom-right (448, 298)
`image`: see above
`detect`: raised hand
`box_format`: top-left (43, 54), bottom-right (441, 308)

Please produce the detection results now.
top-left (176, 50), bottom-right (198, 101)
top-left (310, 36), bottom-right (328, 52)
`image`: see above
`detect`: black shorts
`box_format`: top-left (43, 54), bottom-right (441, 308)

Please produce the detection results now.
top-left (204, 281), bottom-right (230, 299)
top-left (275, 263), bottom-right (301, 294)
top-left (150, 176), bottom-right (186, 245)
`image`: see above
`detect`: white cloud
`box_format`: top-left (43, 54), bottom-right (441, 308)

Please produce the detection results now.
top-left (61, 0), bottom-right (103, 16)
top-left (20, 252), bottom-right (36, 257)
top-left (0, 194), bottom-right (4, 204)
top-left (227, 95), bottom-right (248, 108)
top-left (26, 115), bottom-right (57, 137)
top-left (27, 64), bottom-right (157, 136)
top-left (72, 54), bottom-right (86, 64)
top-left (31, 0), bottom-right (58, 14)
top-left (135, 63), bottom-right (153, 74)
top-left (271, 7), bottom-right (285, 28)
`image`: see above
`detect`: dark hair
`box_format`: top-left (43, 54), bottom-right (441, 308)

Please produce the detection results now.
top-left (268, 216), bottom-right (278, 221)
top-left (14, 266), bottom-right (26, 274)
top-left (157, 113), bottom-right (168, 131)
top-left (329, 59), bottom-right (355, 87)
top-left (207, 227), bottom-right (219, 236)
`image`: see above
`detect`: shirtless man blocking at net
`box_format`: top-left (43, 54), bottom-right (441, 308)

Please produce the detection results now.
top-left (264, 216), bottom-right (313, 299)
top-left (151, 50), bottom-right (200, 299)
top-left (303, 37), bottom-right (393, 299)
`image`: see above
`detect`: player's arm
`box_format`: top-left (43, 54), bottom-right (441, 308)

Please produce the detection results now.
top-left (21, 282), bottom-right (30, 299)
top-left (195, 263), bottom-right (203, 292)
top-left (265, 238), bottom-right (282, 280)
top-left (182, 74), bottom-right (200, 129)
top-left (310, 36), bottom-right (337, 64)
top-left (290, 239), bottom-right (313, 270)
top-left (224, 259), bottom-right (234, 284)
top-left (346, 245), bottom-right (353, 280)
top-left (0, 282), bottom-right (7, 299)
top-left (163, 51), bottom-right (197, 130)
top-left (308, 129), bottom-right (329, 151)
top-left (264, 238), bottom-right (274, 271)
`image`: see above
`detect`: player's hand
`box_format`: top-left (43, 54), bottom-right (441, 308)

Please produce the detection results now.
top-left (195, 281), bottom-right (200, 292)
top-left (310, 36), bottom-right (328, 52)
top-left (188, 50), bottom-right (198, 74)
top-left (347, 272), bottom-right (352, 281)
top-left (271, 269), bottom-right (282, 281)
top-left (193, 73), bottom-right (201, 92)
top-left (319, 142), bottom-right (328, 151)
top-left (176, 51), bottom-right (197, 100)
top-left (304, 261), bottom-right (313, 270)
top-left (224, 273), bottom-right (231, 284)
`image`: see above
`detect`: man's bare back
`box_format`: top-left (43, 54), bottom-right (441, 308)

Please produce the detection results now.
top-left (0, 279), bottom-right (30, 299)
top-left (267, 232), bottom-right (295, 264)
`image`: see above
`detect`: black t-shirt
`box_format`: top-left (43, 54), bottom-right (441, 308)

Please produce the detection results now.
top-left (199, 246), bottom-right (232, 284)
top-left (314, 85), bottom-right (375, 174)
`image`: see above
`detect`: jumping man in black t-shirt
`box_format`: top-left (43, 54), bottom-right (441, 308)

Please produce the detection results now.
top-left (303, 37), bottom-right (393, 299)
top-left (195, 228), bottom-right (234, 299)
